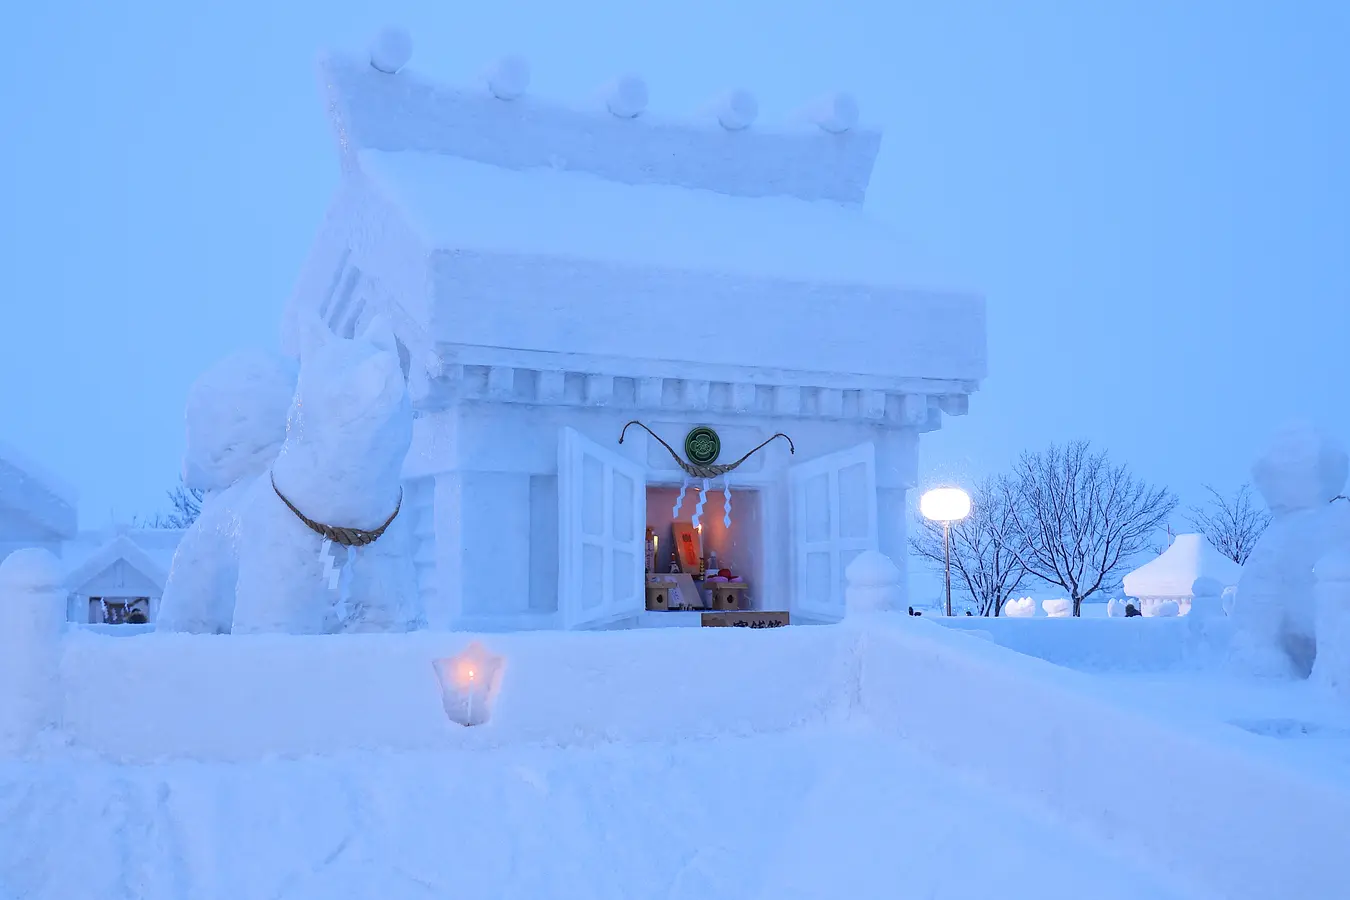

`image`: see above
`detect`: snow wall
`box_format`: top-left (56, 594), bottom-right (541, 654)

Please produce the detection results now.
top-left (935, 615), bottom-right (1203, 672)
top-left (28, 620), bottom-right (1350, 900)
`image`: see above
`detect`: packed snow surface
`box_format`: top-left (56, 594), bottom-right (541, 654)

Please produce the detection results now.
top-left (1, 729), bottom-right (1187, 900)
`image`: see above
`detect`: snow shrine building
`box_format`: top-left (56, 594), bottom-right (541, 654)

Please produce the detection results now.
top-left (282, 38), bottom-right (988, 630)
top-left (1122, 533), bottom-right (1243, 617)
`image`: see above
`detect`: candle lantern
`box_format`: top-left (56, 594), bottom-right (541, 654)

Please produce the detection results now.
top-left (432, 640), bottom-right (505, 727)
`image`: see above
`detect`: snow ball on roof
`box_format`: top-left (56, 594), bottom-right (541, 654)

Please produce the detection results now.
top-left (810, 91), bottom-right (860, 134)
top-left (484, 55), bottom-right (530, 100)
top-left (370, 27), bottom-right (413, 75)
top-left (714, 88), bottom-right (759, 131)
top-left (603, 74), bottom-right (648, 118)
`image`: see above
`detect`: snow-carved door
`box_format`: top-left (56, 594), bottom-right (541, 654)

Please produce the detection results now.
top-left (788, 442), bottom-right (879, 622)
top-left (558, 426), bottom-right (647, 629)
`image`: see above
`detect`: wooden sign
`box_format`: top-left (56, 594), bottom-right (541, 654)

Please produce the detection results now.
top-left (701, 611), bottom-right (790, 629)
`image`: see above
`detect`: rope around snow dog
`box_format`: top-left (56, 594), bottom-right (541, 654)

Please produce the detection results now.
top-left (270, 472), bottom-right (402, 548)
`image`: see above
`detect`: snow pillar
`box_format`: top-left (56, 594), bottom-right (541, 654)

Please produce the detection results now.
top-left (845, 551), bottom-right (902, 618)
top-left (0, 548), bottom-right (66, 754)
top-left (1312, 548), bottom-right (1350, 702)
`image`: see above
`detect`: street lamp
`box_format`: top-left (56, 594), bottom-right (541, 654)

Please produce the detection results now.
top-left (920, 487), bottom-right (971, 616)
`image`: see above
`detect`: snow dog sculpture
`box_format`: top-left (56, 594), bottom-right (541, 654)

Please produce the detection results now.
top-left (158, 315), bottom-right (421, 634)
top-left (1229, 422), bottom-right (1349, 676)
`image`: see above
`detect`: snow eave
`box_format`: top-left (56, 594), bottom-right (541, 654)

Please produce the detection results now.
top-left (0, 440), bottom-right (78, 539)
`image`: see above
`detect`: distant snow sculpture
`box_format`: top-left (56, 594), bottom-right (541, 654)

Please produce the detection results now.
top-left (807, 91), bottom-right (859, 134)
top-left (845, 551), bottom-right (902, 616)
top-left (483, 55), bottom-right (530, 100)
top-left (231, 314), bottom-right (420, 634)
top-left (158, 350), bottom-right (297, 633)
top-left (1042, 598), bottom-right (1070, 618)
top-left (1152, 599), bottom-right (1181, 618)
top-left (1107, 597), bottom-right (1127, 618)
top-left (1312, 548), bottom-right (1350, 701)
top-left (0, 548), bottom-right (64, 754)
top-left (711, 88), bottom-right (759, 131)
top-left (370, 26), bottom-right (413, 75)
top-left (1004, 596), bottom-right (1035, 617)
top-left (603, 74), bottom-right (649, 118)
top-left (1229, 421), bottom-right (1349, 677)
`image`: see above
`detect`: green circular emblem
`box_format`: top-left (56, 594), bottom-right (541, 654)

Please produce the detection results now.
top-left (684, 426), bottom-right (721, 466)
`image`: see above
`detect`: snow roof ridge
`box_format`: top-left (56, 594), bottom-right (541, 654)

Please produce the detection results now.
top-left (319, 28), bottom-right (882, 204)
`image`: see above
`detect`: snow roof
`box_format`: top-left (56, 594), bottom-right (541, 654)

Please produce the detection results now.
top-left (63, 533), bottom-right (169, 595)
top-left (0, 439), bottom-right (78, 540)
top-left (358, 149), bottom-right (955, 290)
top-left (1122, 534), bottom-right (1243, 599)
top-left (319, 50), bottom-right (880, 205)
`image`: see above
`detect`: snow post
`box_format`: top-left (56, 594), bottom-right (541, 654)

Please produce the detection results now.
top-left (845, 551), bottom-right (901, 619)
top-left (1312, 547), bottom-right (1350, 702)
top-left (0, 548), bottom-right (66, 754)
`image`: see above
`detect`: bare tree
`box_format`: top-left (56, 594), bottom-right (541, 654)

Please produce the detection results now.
top-left (1185, 483), bottom-right (1270, 565)
top-left (910, 477), bottom-right (1030, 616)
top-left (1004, 441), bottom-right (1177, 616)
top-left (136, 478), bottom-right (204, 529)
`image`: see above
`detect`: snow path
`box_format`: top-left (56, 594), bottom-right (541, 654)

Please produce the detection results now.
top-left (1, 727), bottom-right (1189, 900)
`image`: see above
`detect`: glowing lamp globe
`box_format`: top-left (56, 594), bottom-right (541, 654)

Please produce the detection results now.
top-left (920, 487), bottom-right (971, 523)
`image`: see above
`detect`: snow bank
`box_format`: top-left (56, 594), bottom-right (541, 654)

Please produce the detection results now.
top-left (57, 626), bottom-right (856, 762)
top-left (861, 619), bottom-right (1350, 900)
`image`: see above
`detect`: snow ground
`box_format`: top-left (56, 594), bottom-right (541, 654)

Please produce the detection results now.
top-left (0, 725), bottom-right (1188, 900)
top-left (1094, 670), bottom-right (1350, 786)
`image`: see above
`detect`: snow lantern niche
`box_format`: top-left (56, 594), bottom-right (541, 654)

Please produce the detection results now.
top-left (432, 641), bottom-right (504, 727)
top-left (370, 27), bottom-right (413, 74)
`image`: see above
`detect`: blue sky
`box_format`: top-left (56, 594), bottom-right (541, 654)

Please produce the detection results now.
top-left (3, 0), bottom-right (1348, 551)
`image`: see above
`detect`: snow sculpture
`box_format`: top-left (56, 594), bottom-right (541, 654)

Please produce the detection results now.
top-left (844, 551), bottom-right (902, 616)
top-left (1188, 577), bottom-right (1225, 622)
top-left (1312, 548), bottom-right (1350, 701)
top-left (1230, 422), bottom-right (1349, 677)
top-left (1004, 596), bottom-right (1035, 617)
top-left (710, 88), bottom-right (758, 131)
top-left (0, 548), bottom-right (64, 754)
top-left (432, 641), bottom-right (505, 726)
top-left (807, 91), bottom-right (860, 134)
top-left (1042, 598), bottom-right (1070, 618)
top-left (369, 27), bottom-right (413, 74)
top-left (603, 74), bottom-right (648, 118)
top-left (1152, 599), bottom-right (1181, 617)
top-left (1107, 597), bottom-right (1127, 618)
top-left (158, 350), bottom-right (297, 633)
top-left (483, 55), bottom-right (530, 100)
top-left (230, 314), bottom-right (420, 634)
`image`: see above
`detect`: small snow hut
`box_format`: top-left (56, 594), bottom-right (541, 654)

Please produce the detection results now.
top-left (1122, 533), bottom-right (1243, 616)
top-left (281, 35), bottom-right (988, 630)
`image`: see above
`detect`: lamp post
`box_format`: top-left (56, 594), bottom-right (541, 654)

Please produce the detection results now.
top-left (920, 487), bottom-right (972, 616)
